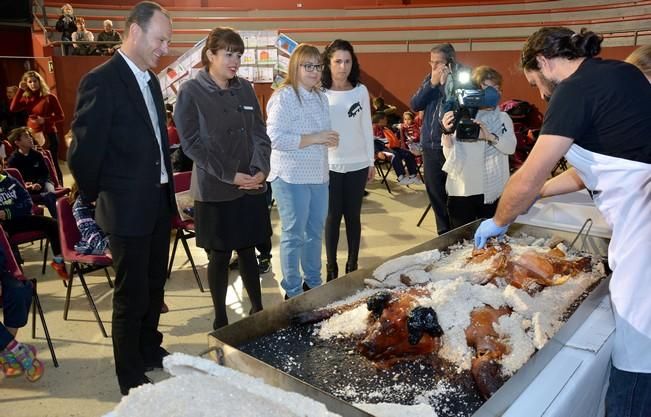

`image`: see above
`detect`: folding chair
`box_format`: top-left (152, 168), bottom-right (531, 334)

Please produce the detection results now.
top-left (4, 168), bottom-right (50, 274)
top-left (167, 171), bottom-right (205, 292)
top-left (417, 203), bottom-right (431, 227)
top-left (414, 154), bottom-right (424, 182)
top-left (0, 225), bottom-right (58, 367)
top-left (56, 197), bottom-right (113, 337)
top-left (374, 155), bottom-right (393, 194)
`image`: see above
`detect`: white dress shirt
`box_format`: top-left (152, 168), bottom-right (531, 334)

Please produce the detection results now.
top-left (118, 50), bottom-right (168, 184)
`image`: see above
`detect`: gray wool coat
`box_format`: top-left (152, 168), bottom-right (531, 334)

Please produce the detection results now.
top-left (174, 69), bottom-right (271, 202)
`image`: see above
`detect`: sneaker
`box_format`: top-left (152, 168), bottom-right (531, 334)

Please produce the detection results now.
top-left (258, 256), bottom-right (271, 274)
top-left (397, 175), bottom-right (412, 185)
top-left (10, 343), bottom-right (43, 382)
top-left (409, 175), bottom-right (423, 185)
top-left (0, 349), bottom-right (23, 377)
top-left (50, 260), bottom-right (68, 279)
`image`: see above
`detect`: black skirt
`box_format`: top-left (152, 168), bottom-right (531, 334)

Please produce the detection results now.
top-left (194, 194), bottom-right (271, 251)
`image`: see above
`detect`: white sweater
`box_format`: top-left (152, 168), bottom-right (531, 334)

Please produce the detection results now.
top-left (442, 108), bottom-right (516, 202)
top-left (324, 84), bottom-right (375, 173)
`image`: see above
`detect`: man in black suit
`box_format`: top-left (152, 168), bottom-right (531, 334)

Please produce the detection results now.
top-left (68, 1), bottom-right (175, 395)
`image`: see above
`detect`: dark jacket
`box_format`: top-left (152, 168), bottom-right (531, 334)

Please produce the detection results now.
top-left (0, 175), bottom-right (33, 220)
top-left (68, 53), bottom-right (176, 236)
top-left (174, 69), bottom-right (271, 202)
top-left (410, 74), bottom-right (445, 150)
top-left (55, 14), bottom-right (77, 41)
top-left (7, 149), bottom-right (50, 188)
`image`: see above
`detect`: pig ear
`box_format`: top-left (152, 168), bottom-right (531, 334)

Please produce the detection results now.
top-left (366, 291), bottom-right (392, 317)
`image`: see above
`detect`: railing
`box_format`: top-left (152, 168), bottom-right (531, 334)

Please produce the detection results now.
top-left (48, 40), bottom-right (123, 56)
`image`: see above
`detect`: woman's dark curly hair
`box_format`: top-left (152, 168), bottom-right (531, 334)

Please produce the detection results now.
top-left (521, 27), bottom-right (603, 71)
top-left (321, 39), bottom-right (361, 89)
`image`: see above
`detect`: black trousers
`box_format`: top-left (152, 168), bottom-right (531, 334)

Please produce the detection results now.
top-left (325, 168), bottom-right (368, 268)
top-left (2, 214), bottom-right (61, 255)
top-left (109, 187), bottom-right (171, 392)
top-left (207, 246), bottom-right (262, 330)
top-left (422, 147), bottom-right (450, 234)
top-left (447, 194), bottom-right (498, 230)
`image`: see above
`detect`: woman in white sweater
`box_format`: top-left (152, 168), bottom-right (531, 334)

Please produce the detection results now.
top-left (266, 44), bottom-right (340, 299)
top-left (440, 66), bottom-right (516, 229)
top-left (321, 39), bottom-right (375, 281)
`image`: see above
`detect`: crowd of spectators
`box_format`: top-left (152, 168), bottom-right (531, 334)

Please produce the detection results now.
top-left (55, 4), bottom-right (122, 56)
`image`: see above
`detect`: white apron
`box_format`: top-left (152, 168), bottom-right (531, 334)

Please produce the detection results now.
top-left (566, 144), bottom-right (651, 372)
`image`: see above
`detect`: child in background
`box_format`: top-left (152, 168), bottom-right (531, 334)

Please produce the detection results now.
top-left (6, 127), bottom-right (58, 217)
top-left (372, 113), bottom-right (421, 185)
top-left (0, 171), bottom-right (67, 278)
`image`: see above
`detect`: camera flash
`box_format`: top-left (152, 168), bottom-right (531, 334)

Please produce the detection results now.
top-left (457, 70), bottom-right (471, 84)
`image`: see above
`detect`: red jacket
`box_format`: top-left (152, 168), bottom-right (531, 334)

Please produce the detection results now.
top-left (10, 89), bottom-right (64, 134)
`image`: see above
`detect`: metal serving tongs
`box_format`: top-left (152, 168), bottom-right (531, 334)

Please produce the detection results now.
top-left (567, 218), bottom-right (593, 252)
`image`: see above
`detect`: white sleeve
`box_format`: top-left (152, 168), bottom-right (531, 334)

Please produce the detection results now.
top-left (360, 85), bottom-right (375, 165)
top-left (492, 112), bottom-right (516, 155)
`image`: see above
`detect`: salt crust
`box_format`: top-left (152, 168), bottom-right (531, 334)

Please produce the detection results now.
top-left (105, 353), bottom-right (340, 417)
top-left (318, 236), bottom-right (603, 375)
top-left (366, 249), bottom-right (441, 288)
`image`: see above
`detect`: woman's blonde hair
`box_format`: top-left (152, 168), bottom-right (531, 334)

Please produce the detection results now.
top-left (20, 71), bottom-right (50, 98)
top-left (281, 43), bottom-right (322, 100)
top-left (625, 45), bottom-right (651, 79)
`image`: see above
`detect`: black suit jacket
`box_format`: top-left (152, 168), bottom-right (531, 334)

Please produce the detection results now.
top-left (69, 53), bottom-right (176, 236)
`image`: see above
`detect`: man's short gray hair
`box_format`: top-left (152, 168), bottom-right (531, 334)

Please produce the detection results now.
top-left (104, 19), bottom-right (113, 27)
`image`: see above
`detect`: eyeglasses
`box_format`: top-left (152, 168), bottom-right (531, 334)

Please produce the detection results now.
top-left (301, 63), bottom-right (324, 72)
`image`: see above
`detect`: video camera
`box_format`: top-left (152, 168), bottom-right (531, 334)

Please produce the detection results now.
top-left (440, 65), bottom-right (491, 141)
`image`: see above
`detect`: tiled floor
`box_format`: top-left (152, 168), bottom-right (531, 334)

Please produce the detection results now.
top-left (1, 167), bottom-right (440, 417)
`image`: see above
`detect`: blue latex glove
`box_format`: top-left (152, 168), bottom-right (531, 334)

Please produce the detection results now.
top-left (474, 218), bottom-right (509, 248)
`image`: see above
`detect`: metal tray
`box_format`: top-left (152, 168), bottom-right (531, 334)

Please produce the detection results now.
top-left (207, 221), bottom-right (610, 417)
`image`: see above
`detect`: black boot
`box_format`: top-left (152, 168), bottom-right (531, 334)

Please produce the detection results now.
top-left (345, 262), bottom-right (358, 274)
top-left (326, 263), bottom-right (338, 282)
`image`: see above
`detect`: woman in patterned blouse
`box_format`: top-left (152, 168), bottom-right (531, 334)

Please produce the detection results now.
top-left (266, 44), bottom-right (339, 299)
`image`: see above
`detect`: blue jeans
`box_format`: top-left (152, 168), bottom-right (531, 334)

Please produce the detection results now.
top-left (605, 364), bottom-right (651, 417)
top-left (272, 178), bottom-right (328, 297)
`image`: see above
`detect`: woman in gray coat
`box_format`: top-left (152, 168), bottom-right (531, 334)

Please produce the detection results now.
top-left (175, 27), bottom-right (271, 329)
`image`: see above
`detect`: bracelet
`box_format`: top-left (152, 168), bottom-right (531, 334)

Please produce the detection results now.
top-left (490, 133), bottom-right (499, 143)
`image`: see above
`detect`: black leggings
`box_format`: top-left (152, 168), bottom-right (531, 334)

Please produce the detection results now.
top-left (207, 246), bottom-right (262, 329)
top-left (325, 168), bottom-right (368, 268)
top-left (46, 132), bottom-right (63, 184)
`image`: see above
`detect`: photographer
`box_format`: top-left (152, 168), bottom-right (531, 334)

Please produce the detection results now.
top-left (440, 66), bottom-right (515, 229)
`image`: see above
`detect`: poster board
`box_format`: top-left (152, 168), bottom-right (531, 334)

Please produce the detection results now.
top-left (159, 31), bottom-right (298, 103)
